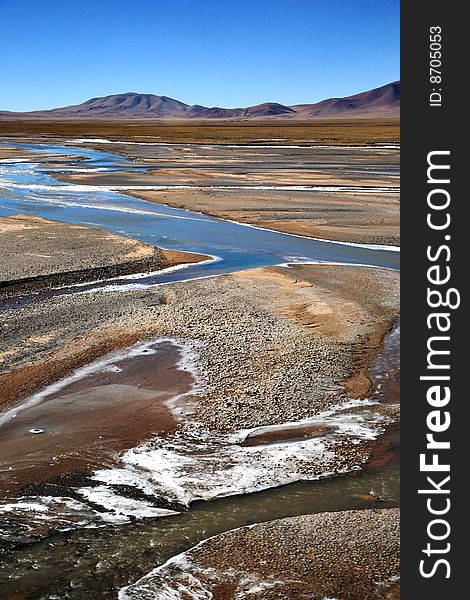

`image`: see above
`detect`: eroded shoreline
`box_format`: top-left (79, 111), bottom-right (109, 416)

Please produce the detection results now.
top-left (120, 508), bottom-right (400, 600)
top-left (0, 214), bottom-right (209, 299)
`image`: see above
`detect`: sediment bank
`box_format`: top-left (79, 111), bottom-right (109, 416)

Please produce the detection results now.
top-left (1, 264), bottom-right (399, 426)
top-left (0, 214), bottom-right (208, 298)
top-left (120, 508), bottom-right (400, 600)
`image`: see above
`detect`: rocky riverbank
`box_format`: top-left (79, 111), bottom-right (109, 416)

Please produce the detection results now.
top-left (0, 214), bottom-right (208, 298)
top-left (120, 508), bottom-right (400, 600)
top-left (0, 260), bottom-right (399, 525)
top-left (1, 263), bottom-right (399, 426)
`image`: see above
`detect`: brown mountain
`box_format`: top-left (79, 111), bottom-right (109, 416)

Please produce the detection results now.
top-left (293, 81), bottom-right (400, 118)
top-left (0, 82), bottom-right (399, 120)
top-left (32, 93), bottom-right (190, 119)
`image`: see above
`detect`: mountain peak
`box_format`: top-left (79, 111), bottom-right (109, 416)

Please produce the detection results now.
top-left (0, 82), bottom-right (400, 120)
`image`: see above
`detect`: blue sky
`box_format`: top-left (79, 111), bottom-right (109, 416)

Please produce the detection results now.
top-left (0, 0), bottom-right (399, 111)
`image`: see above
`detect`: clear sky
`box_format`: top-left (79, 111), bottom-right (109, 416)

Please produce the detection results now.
top-left (0, 0), bottom-right (399, 112)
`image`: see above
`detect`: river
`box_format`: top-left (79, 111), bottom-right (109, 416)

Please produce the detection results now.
top-left (0, 142), bottom-right (399, 294)
top-left (0, 140), bottom-right (399, 598)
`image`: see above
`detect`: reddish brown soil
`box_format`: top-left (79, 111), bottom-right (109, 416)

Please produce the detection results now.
top-left (0, 341), bottom-right (194, 496)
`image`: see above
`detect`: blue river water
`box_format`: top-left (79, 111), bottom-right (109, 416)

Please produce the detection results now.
top-left (0, 142), bottom-right (399, 291)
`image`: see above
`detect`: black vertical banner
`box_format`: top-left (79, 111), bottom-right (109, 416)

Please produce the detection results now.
top-left (401, 2), bottom-right (465, 597)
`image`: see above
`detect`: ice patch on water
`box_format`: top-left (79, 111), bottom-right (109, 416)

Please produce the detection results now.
top-left (70, 138), bottom-right (399, 151)
top-left (119, 542), bottom-right (291, 599)
top-left (82, 272), bottom-right (223, 295)
top-left (219, 220), bottom-right (400, 253)
top-left (279, 259), bottom-right (398, 270)
top-left (1, 190), bottom-right (211, 221)
top-left (88, 401), bottom-right (388, 510)
top-left (72, 138), bottom-right (117, 144)
top-left (0, 501), bottom-right (50, 514)
top-left (0, 158), bottom-right (36, 164)
top-left (4, 181), bottom-right (399, 194)
top-left (0, 495), bottom-right (130, 548)
top-left (118, 553), bottom-right (219, 599)
top-left (56, 255), bottom-right (221, 291)
top-left (78, 486), bottom-right (179, 518)
top-left (48, 167), bottom-right (110, 173)
top-left (0, 395), bottom-right (388, 536)
top-left (0, 164), bottom-right (40, 182)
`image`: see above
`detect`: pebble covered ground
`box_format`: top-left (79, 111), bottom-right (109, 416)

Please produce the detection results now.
top-left (0, 214), bottom-right (164, 282)
top-left (1, 264), bottom-right (399, 432)
top-left (120, 508), bottom-right (400, 600)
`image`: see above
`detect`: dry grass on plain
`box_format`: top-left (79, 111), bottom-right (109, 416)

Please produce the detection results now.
top-left (0, 118), bottom-right (400, 145)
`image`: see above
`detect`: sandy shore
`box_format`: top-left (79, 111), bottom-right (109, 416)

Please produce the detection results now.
top-left (120, 508), bottom-right (400, 599)
top-left (0, 214), bottom-right (208, 297)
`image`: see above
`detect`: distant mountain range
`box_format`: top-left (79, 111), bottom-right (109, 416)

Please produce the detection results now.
top-left (0, 81), bottom-right (399, 120)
